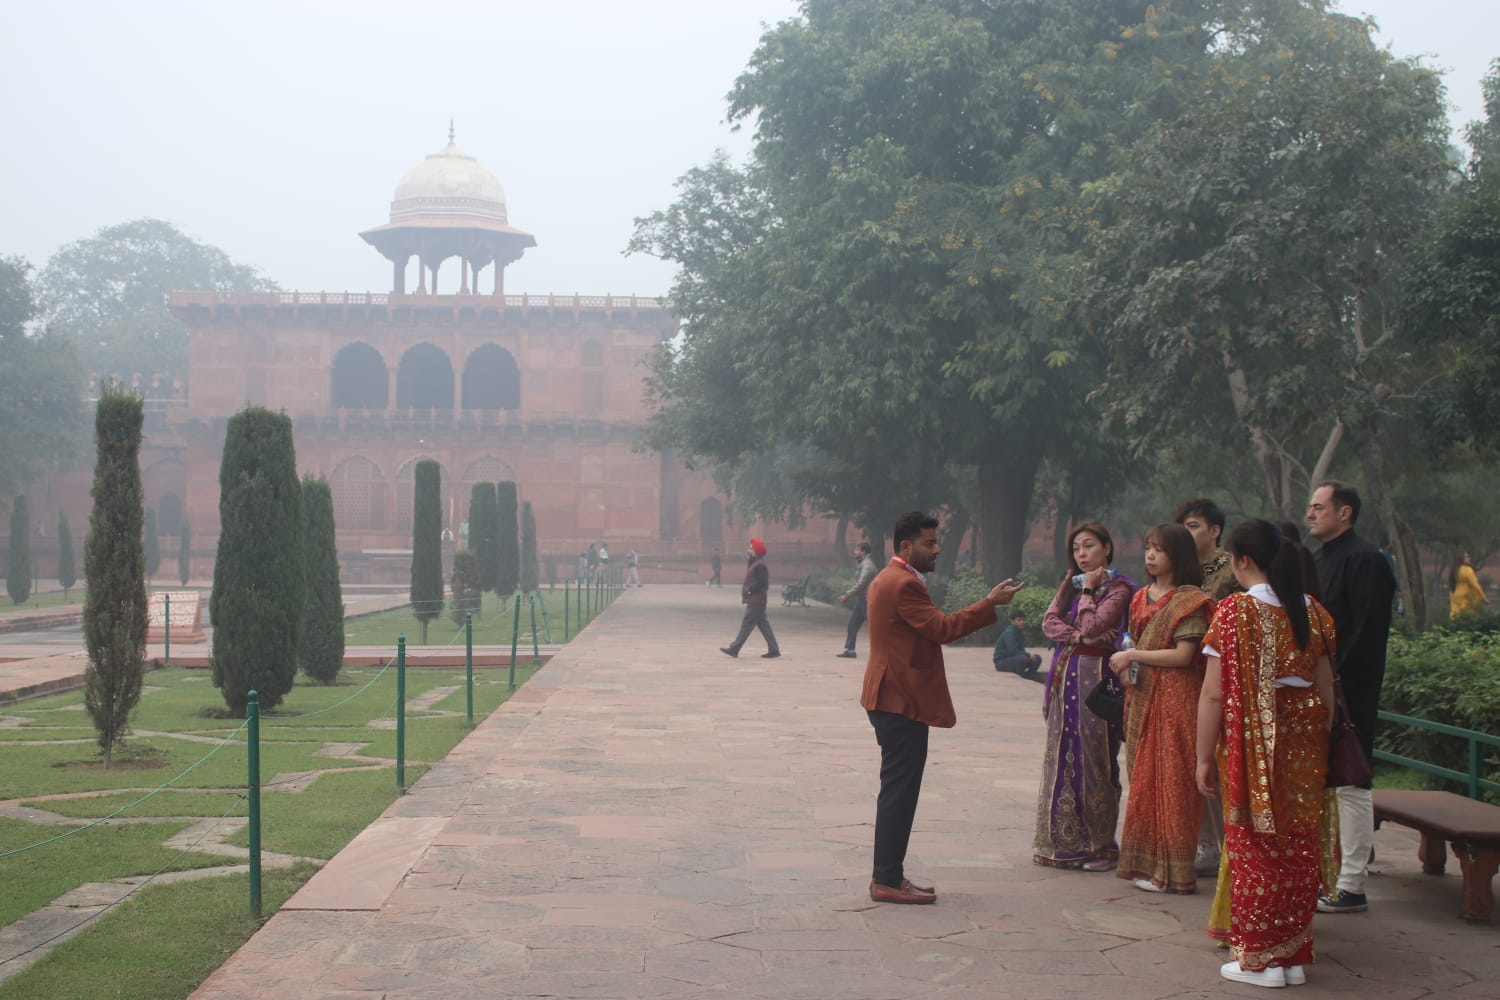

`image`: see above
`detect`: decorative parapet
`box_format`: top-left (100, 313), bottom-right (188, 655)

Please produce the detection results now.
top-left (168, 291), bottom-right (676, 329)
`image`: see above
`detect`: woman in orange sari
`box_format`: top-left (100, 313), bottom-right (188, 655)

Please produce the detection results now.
top-left (1110, 524), bottom-right (1212, 894)
top-left (1196, 519), bottom-right (1336, 989)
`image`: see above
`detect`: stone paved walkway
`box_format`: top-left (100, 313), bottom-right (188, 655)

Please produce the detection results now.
top-left (192, 585), bottom-right (1498, 999)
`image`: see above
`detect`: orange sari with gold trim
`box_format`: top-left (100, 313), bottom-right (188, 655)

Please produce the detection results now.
top-left (1204, 593), bottom-right (1334, 971)
top-left (1117, 586), bottom-right (1211, 892)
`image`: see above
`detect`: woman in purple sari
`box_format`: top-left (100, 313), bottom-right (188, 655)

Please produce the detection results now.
top-left (1033, 522), bottom-right (1134, 871)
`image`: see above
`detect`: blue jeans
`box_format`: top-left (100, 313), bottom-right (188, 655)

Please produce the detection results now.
top-left (844, 596), bottom-right (868, 651)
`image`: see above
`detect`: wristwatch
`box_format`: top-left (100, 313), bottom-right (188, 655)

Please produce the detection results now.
top-left (1081, 587), bottom-right (1096, 596)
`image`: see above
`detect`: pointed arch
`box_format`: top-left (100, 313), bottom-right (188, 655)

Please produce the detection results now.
top-left (329, 456), bottom-right (385, 531)
top-left (460, 343), bottom-right (521, 410)
top-left (332, 343), bottom-right (389, 409)
top-left (395, 343), bottom-right (455, 410)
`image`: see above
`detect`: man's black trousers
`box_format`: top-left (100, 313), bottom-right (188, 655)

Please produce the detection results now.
top-left (728, 603), bottom-right (779, 655)
top-left (867, 709), bottom-right (929, 888)
top-left (844, 596), bottom-right (868, 652)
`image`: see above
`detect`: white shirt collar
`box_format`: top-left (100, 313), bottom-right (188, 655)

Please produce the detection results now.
top-left (891, 556), bottom-right (926, 584)
top-left (1248, 583), bottom-right (1281, 606)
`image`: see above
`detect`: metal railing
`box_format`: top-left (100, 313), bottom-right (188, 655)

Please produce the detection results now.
top-left (1374, 709), bottom-right (1500, 800)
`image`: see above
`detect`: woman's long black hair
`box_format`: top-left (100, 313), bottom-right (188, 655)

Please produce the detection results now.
top-left (1229, 518), bottom-right (1312, 649)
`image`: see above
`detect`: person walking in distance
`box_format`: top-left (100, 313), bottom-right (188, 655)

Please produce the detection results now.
top-left (720, 538), bottom-right (781, 659)
top-left (1307, 481), bottom-right (1396, 913)
top-left (837, 541), bottom-right (878, 658)
top-left (625, 547), bottom-right (642, 588)
top-left (707, 551), bottom-right (723, 587)
top-left (861, 511), bottom-right (1023, 903)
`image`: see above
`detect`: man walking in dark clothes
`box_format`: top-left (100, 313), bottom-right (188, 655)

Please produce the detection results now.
top-left (860, 511), bottom-right (1023, 903)
top-left (837, 541), bottom-right (878, 658)
top-left (720, 538), bottom-right (781, 659)
top-left (1308, 480), bottom-right (1396, 914)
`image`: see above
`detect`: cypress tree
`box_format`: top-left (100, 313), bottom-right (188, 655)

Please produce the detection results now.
top-left (143, 507), bottom-right (160, 584)
top-left (410, 459), bottom-right (443, 642)
top-left (58, 511), bottom-right (75, 599)
top-left (299, 476), bottom-right (344, 685)
top-left (468, 481), bottom-right (499, 599)
top-left (7, 495), bottom-right (30, 605)
top-left (82, 388), bottom-right (147, 767)
top-left (178, 517), bottom-right (192, 586)
top-left (450, 549), bottom-right (481, 625)
top-left (496, 480), bottom-right (519, 600)
top-left (211, 407), bottom-right (304, 716)
top-left (520, 500), bottom-right (540, 594)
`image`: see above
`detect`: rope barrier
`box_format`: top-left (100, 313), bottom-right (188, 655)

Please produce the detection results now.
top-left (261, 657), bottom-right (394, 724)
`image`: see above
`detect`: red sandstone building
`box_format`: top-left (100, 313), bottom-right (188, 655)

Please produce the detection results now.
top-left (46, 135), bottom-right (835, 585)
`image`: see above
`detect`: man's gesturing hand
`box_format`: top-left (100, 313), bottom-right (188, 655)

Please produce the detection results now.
top-left (987, 579), bottom-right (1024, 606)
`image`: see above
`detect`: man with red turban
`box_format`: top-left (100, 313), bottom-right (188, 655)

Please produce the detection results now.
top-left (721, 537), bottom-right (781, 659)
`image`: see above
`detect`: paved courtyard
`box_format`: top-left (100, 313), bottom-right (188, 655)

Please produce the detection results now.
top-left (192, 584), bottom-right (1499, 999)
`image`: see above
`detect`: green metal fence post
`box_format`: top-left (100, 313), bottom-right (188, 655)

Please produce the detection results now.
top-left (538, 590), bottom-right (553, 643)
top-left (509, 595), bottom-right (521, 691)
top-left (396, 636), bottom-right (406, 791)
top-left (247, 689), bottom-right (262, 918)
top-left (164, 593), bottom-right (171, 669)
top-left (465, 612), bottom-right (474, 725)
top-left (530, 593), bottom-right (541, 665)
top-left (563, 580), bottom-right (570, 642)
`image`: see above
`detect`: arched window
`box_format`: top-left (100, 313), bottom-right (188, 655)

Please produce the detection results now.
top-left (157, 492), bottom-right (183, 537)
top-left (699, 497), bottom-right (724, 545)
top-left (460, 344), bottom-right (521, 410)
top-left (462, 457), bottom-right (516, 486)
top-left (329, 456), bottom-right (385, 531)
top-left (331, 343), bottom-right (389, 409)
top-left (396, 458), bottom-right (452, 533)
top-left (395, 343), bottom-right (455, 410)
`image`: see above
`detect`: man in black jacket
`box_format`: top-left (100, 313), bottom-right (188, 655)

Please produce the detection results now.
top-left (1308, 480), bottom-right (1395, 914)
top-left (720, 538), bottom-right (781, 659)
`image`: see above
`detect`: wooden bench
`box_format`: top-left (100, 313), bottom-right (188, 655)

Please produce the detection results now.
top-left (1373, 789), bottom-right (1500, 922)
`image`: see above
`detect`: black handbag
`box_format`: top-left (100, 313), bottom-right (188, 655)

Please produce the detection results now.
top-left (1085, 673), bottom-right (1124, 724)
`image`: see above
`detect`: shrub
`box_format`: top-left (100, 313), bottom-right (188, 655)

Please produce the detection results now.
top-left (409, 459), bottom-right (443, 642)
top-left (7, 493), bottom-right (30, 605)
top-left (495, 481), bottom-right (519, 598)
top-left (298, 476), bottom-right (344, 685)
top-left (807, 568), bottom-right (855, 605)
top-left (1378, 629), bottom-right (1500, 802)
top-left (450, 550), bottom-right (482, 625)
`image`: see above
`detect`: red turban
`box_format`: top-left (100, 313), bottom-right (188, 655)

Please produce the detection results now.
top-left (749, 537), bottom-right (767, 557)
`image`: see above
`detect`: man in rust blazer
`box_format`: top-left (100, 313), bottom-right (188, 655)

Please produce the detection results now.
top-left (861, 511), bottom-right (1023, 903)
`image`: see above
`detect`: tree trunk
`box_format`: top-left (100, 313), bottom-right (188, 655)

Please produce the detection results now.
top-left (833, 512), bottom-right (849, 562)
top-left (1223, 354), bottom-right (1293, 520)
top-left (977, 445), bottom-right (1042, 582)
top-left (936, 504), bottom-right (970, 577)
top-left (1351, 420), bottom-right (1428, 630)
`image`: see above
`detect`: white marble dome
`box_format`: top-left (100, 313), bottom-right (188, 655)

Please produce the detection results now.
top-left (389, 140), bottom-right (509, 224)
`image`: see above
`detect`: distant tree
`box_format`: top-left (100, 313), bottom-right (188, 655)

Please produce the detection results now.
top-left (410, 459), bottom-right (443, 643)
top-left (495, 480), bottom-right (519, 600)
top-left (178, 517), bottom-right (191, 586)
top-left (450, 550), bottom-right (481, 626)
top-left (7, 494), bottom-right (30, 605)
top-left (57, 511), bottom-right (75, 599)
top-left (82, 387), bottom-right (147, 767)
top-left (210, 407), bottom-right (304, 716)
top-left (298, 476), bottom-right (344, 686)
top-left (468, 482), bottom-right (499, 600)
top-left (143, 507), bottom-right (160, 584)
top-left (37, 219), bottom-right (276, 385)
top-left (520, 501), bottom-right (540, 594)
top-left (0, 257), bottom-right (87, 503)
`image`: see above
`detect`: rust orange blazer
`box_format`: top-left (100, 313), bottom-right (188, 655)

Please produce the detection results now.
top-left (859, 561), bottom-right (999, 728)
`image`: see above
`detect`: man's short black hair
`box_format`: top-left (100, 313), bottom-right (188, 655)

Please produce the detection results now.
top-left (1172, 496), bottom-right (1225, 533)
top-left (855, 541), bottom-right (872, 555)
top-left (892, 511), bottom-right (940, 552)
top-left (1317, 480), bottom-right (1362, 525)
top-left (1010, 610), bottom-right (1027, 621)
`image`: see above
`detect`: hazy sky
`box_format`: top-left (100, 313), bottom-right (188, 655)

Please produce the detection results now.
top-left (3, 1), bottom-right (1495, 300)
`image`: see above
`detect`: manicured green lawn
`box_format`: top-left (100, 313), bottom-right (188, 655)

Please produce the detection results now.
top-left (0, 658), bottom-right (539, 998)
top-left (0, 588), bottom-right (86, 611)
top-left (342, 588), bottom-right (604, 646)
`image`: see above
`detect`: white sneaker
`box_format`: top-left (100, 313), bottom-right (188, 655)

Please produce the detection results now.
top-left (1133, 879), bottom-right (1164, 893)
top-left (1284, 966), bottom-right (1306, 986)
top-left (1221, 961), bottom-right (1286, 988)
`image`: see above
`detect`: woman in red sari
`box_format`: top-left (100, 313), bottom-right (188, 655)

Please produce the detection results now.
top-left (1110, 524), bottom-right (1212, 894)
top-left (1196, 519), bottom-right (1336, 989)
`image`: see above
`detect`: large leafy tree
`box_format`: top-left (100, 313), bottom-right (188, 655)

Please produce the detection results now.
top-left (410, 459), bottom-right (443, 642)
top-left (82, 387), bottom-right (147, 767)
top-left (1088, 0), bottom-right (1451, 625)
top-left (632, 0), bottom-right (1206, 574)
top-left (299, 476), bottom-right (344, 685)
top-left (36, 219), bottom-right (276, 384)
top-left (0, 257), bottom-right (88, 501)
top-left (211, 407), bottom-right (304, 715)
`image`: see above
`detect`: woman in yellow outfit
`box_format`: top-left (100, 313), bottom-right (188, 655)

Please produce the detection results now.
top-left (1449, 553), bottom-right (1490, 619)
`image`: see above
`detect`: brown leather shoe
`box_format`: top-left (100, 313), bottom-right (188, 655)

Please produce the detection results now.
top-left (903, 878), bottom-right (935, 895)
top-left (870, 880), bottom-right (936, 904)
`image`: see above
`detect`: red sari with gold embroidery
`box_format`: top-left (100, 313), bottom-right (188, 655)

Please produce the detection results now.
top-left (1117, 586), bottom-right (1212, 892)
top-left (1204, 593), bottom-right (1334, 971)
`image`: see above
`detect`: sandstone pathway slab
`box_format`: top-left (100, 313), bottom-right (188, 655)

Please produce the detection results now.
top-left (192, 584), bottom-right (1498, 999)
